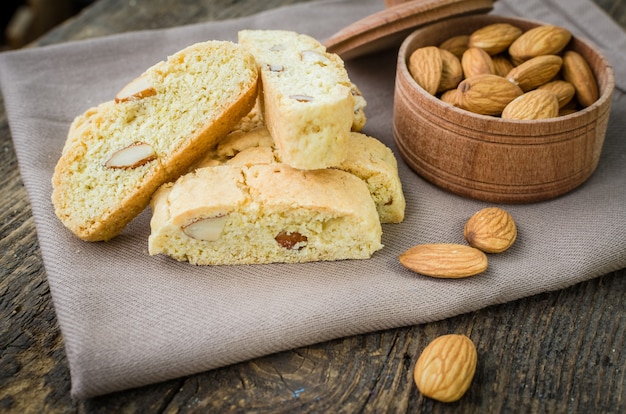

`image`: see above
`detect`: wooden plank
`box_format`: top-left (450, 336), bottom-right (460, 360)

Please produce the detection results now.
top-left (0, 1), bottom-right (624, 412)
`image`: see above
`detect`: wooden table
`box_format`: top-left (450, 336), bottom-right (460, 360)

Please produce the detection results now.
top-left (1, 1), bottom-right (624, 412)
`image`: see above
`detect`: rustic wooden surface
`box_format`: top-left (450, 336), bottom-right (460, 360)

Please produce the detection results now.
top-left (1, 1), bottom-right (624, 413)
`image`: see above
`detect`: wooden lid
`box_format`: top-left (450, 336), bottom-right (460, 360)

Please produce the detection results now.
top-left (324, 0), bottom-right (496, 60)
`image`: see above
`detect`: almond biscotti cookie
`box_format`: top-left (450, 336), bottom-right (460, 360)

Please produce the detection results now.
top-left (238, 30), bottom-right (356, 169)
top-left (51, 41), bottom-right (259, 241)
top-left (196, 128), bottom-right (406, 224)
top-left (148, 164), bottom-right (383, 265)
top-left (228, 82), bottom-right (366, 135)
top-left (338, 132), bottom-right (406, 224)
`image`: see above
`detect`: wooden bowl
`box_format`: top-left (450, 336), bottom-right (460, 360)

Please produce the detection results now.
top-left (393, 14), bottom-right (615, 203)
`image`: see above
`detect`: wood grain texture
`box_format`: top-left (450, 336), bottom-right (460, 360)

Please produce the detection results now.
top-left (393, 14), bottom-right (614, 203)
top-left (324, 0), bottom-right (496, 59)
top-left (1, 1), bottom-right (624, 413)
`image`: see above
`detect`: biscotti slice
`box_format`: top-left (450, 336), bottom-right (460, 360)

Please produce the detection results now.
top-left (337, 132), bottom-right (406, 224)
top-left (195, 126), bottom-right (276, 168)
top-left (195, 128), bottom-right (405, 223)
top-left (148, 164), bottom-right (383, 265)
top-left (228, 81), bottom-right (367, 134)
top-left (238, 29), bottom-right (355, 169)
top-left (51, 41), bottom-right (259, 241)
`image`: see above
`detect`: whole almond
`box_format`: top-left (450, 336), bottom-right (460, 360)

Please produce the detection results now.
top-left (440, 89), bottom-right (461, 107)
top-left (399, 243), bottom-right (488, 278)
top-left (464, 207), bottom-right (517, 253)
top-left (409, 46), bottom-right (443, 95)
top-left (414, 334), bottom-right (478, 403)
top-left (461, 47), bottom-right (495, 78)
top-left (469, 23), bottom-right (523, 55)
top-left (438, 48), bottom-right (464, 92)
top-left (508, 25), bottom-right (572, 65)
top-left (562, 50), bottom-right (599, 108)
top-left (492, 54), bottom-right (514, 77)
top-left (537, 80), bottom-right (576, 108)
top-left (506, 54), bottom-right (563, 92)
top-left (559, 98), bottom-right (580, 116)
top-left (457, 74), bottom-right (524, 116)
top-left (439, 34), bottom-right (469, 59)
top-left (502, 89), bottom-right (560, 120)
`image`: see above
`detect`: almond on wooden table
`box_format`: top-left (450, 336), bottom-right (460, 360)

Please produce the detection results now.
top-left (414, 334), bottom-right (478, 403)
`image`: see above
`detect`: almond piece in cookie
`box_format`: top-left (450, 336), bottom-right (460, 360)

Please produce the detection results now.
top-left (149, 164), bottom-right (383, 265)
top-left (105, 142), bottom-right (157, 169)
top-left (114, 75), bottom-right (157, 103)
top-left (238, 30), bottom-right (356, 170)
top-left (183, 216), bottom-right (228, 241)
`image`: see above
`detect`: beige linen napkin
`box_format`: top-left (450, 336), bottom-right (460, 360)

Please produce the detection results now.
top-left (0, 0), bottom-right (624, 399)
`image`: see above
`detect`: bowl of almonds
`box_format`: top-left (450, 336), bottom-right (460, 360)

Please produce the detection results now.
top-left (393, 14), bottom-right (615, 203)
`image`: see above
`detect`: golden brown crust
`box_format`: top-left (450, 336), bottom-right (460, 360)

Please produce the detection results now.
top-left (51, 41), bottom-right (259, 241)
top-left (148, 164), bottom-right (383, 265)
top-left (194, 128), bottom-right (405, 224)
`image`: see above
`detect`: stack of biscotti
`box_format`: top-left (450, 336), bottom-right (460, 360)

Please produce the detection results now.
top-left (149, 126), bottom-right (404, 265)
top-left (52, 41), bottom-right (259, 241)
top-left (52, 30), bottom-right (405, 265)
top-left (194, 30), bottom-right (404, 224)
top-left (148, 30), bottom-right (404, 265)
top-left (195, 126), bottom-right (405, 224)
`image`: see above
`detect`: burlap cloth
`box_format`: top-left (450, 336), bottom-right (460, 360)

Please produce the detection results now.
top-left (0, 0), bottom-right (624, 399)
